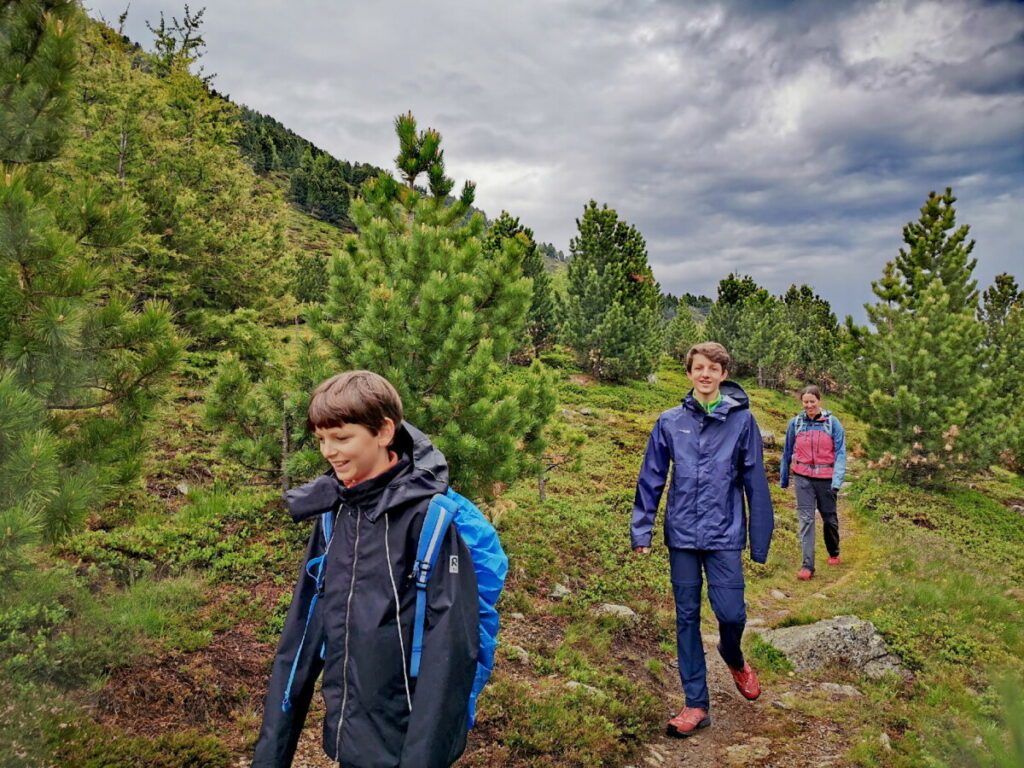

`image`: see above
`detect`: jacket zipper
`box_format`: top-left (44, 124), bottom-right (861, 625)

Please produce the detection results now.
top-left (336, 510), bottom-right (362, 758)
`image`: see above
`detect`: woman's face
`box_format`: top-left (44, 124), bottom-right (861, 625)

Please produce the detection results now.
top-left (801, 393), bottom-right (822, 418)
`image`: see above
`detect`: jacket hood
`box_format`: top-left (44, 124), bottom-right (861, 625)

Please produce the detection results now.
top-left (285, 421), bottom-right (449, 522)
top-left (683, 379), bottom-right (750, 417)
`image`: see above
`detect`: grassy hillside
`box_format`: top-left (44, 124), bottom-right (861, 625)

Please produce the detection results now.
top-left (3, 352), bottom-right (1020, 767)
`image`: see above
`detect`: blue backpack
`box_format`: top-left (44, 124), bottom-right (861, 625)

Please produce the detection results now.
top-left (411, 488), bottom-right (508, 728)
top-left (281, 487), bottom-right (508, 730)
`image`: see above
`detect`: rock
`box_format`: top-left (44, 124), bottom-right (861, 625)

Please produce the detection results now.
top-left (770, 589), bottom-right (789, 600)
top-left (747, 617), bottom-right (767, 627)
top-left (559, 409), bottom-right (575, 418)
top-left (579, 407), bottom-right (593, 416)
top-left (564, 680), bottom-right (601, 696)
top-left (549, 583), bottom-right (571, 600)
top-left (646, 374), bottom-right (658, 385)
top-left (702, 633), bottom-right (719, 646)
top-left (175, 482), bottom-right (190, 495)
top-left (759, 615), bottom-right (910, 679)
top-left (818, 682), bottom-right (863, 699)
top-left (760, 430), bottom-right (777, 447)
top-left (593, 603), bottom-right (638, 621)
top-left (1010, 504), bottom-right (1024, 514)
top-left (509, 612), bottom-right (525, 620)
top-left (723, 736), bottom-right (772, 765)
top-left (813, 593), bottom-right (829, 599)
top-left (879, 733), bottom-right (892, 750)
top-left (505, 645), bottom-right (530, 664)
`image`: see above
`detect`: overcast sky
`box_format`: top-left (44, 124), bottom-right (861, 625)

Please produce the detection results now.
top-left (87, 0), bottom-right (1023, 320)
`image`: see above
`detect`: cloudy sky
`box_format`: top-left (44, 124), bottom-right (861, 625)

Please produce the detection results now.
top-left (87, 0), bottom-right (1023, 319)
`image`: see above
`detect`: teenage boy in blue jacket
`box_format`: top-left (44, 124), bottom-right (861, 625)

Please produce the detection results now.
top-left (631, 342), bottom-right (774, 737)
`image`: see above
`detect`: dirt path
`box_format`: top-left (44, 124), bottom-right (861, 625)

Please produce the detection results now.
top-left (634, 498), bottom-right (863, 768)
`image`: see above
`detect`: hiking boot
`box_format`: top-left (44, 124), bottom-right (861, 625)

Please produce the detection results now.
top-left (729, 663), bottom-right (761, 700)
top-left (666, 707), bottom-right (711, 738)
top-left (797, 568), bottom-right (813, 580)
top-left (827, 556), bottom-right (841, 566)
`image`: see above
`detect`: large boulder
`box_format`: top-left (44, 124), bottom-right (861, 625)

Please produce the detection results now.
top-left (758, 615), bottom-right (909, 679)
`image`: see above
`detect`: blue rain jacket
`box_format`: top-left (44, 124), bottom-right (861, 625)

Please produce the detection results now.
top-left (630, 381), bottom-right (774, 562)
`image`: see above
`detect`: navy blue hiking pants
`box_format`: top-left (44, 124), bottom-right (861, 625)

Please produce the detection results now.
top-left (669, 548), bottom-right (747, 711)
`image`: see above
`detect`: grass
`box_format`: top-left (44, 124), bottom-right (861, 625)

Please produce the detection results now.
top-left (7, 357), bottom-right (1023, 767)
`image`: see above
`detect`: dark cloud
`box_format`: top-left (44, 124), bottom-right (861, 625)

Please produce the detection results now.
top-left (87, 0), bottom-right (1023, 319)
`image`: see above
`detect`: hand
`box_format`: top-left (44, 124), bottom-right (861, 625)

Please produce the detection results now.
top-left (633, 546), bottom-right (651, 555)
top-left (830, 487), bottom-right (839, 500)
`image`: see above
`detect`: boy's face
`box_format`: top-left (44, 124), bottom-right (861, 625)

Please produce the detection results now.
top-left (687, 353), bottom-right (728, 400)
top-left (316, 418), bottom-right (395, 485)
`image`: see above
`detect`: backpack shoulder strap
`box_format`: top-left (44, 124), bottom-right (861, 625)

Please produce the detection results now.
top-left (409, 493), bottom-right (456, 679)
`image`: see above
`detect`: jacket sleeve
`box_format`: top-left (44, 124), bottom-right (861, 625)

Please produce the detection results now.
top-left (779, 418), bottom-right (796, 488)
top-left (400, 525), bottom-right (479, 768)
top-left (740, 414), bottom-right (774, 564)
top-left (830, 417), bottom-right (847, 490)
top-left (251, 520), bottom-right (327, 768)
top-left (630, 416), bottom-right (671, 549)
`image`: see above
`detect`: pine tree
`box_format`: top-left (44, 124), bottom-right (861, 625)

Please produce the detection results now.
top-left (782, 284), bottom-right (842, 389)
top-left (664, 306), bottom-right (699, 362)
top-left (980, 273), bottom-right (1024, 470)
top-left (563, 201), bottom-right (663, 382)
top-left (731, 292), bottom-right (797, 389)
top-left (482, 211), bottom-right (558, 355)
top-left (844, 190), bottom-right (990, 482)
top-left (702, 273), bottom-right (761, 356)
top-left (306, 114), bottom-right (556, 498)
top-left (0, 0), bottom-right (181, 573)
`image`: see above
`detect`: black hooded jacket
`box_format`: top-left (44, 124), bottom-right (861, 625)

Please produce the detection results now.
top-left (252, 423), bottom-right (479, 768)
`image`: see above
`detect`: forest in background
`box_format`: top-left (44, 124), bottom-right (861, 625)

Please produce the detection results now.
top-left (1, 2), bottom-right (1022, 766)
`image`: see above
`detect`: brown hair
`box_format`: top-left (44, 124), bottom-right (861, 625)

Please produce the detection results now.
top-left (800, 385), bottom-right (822, 399)
top-left (685, 342), bottom-right (731, 372)
top-left (306, 370), bottom-right (403, 434)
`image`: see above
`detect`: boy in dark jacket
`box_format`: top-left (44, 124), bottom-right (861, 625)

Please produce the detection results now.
top-left (631, 343), bottom-right (774, 737)
top-left (252, 371), bottom-right (479, 768)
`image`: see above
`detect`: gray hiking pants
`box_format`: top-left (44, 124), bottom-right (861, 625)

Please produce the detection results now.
top-left (794, 474), bottom-right (839, 572)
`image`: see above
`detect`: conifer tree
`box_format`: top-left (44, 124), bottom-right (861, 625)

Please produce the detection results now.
top-left (664, 306), bottom-right (699, 362)
top-left (844, 190), bottom-right (991, 482)
top-left (782, 284), bottom-right (842, 388)
top-left (563, 201), bottom-right (663, 382)
top-left (0, 0), bottom-right (181, 573)
top-left (482, 211), bottom-right (558, 355)
top-left (731, 292), bottom-right (797, 389)
top-left (980, 273), bottom-right (1024, 469)
top-left (306, 114), bottom-right (556, 498)
top-left (702, 273), bottom-right (761, 355)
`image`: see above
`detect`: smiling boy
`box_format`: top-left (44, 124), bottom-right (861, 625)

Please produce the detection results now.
top-left (631, 342), bottom-right (774, 737)
top-left (252, 371), bottom-right (479, 768)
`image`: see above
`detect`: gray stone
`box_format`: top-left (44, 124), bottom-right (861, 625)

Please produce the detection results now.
top-left (879, 733), bottom-right (892, 750)
top-left (747, 617), bottom-right (767, 627)
top-left (509, 612), bottom-right (525, 620)
top-left (770, 589), bottom-right (789, 600)
top-left (813, 593), bottom-right (829, 599)
top-left (175, 482), bottom-right (190, 495)
top-left (723, 737), bottom-right (772, 766)
top-left (758, 615), bottom-right (910, 679)
top-left (564, 680), bottom-right (601, 696)
top-left (505, 645), bottom-right (530, 664)
top-left (646, 374), bottom-right (658, 385)
top-left (549, 583), bottom-right (571, 600)
top-left (579, 407), bottom-right (593, 416)
top-left (818, 682), bottom-right (863, 699)
top-left (593, 603), bottom-right (638, 621)
top-left (760, 430), bottom-right (777, 447)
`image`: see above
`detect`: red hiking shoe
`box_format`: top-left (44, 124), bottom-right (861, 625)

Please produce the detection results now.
top-left (797, 568), bottom-right (813, 580)
top-left (827, 556), bottom-right (841, 566)
top-left (729, 663), bottom-right (761, 700)
top-left (666, 707), bottom-right (711, 738)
